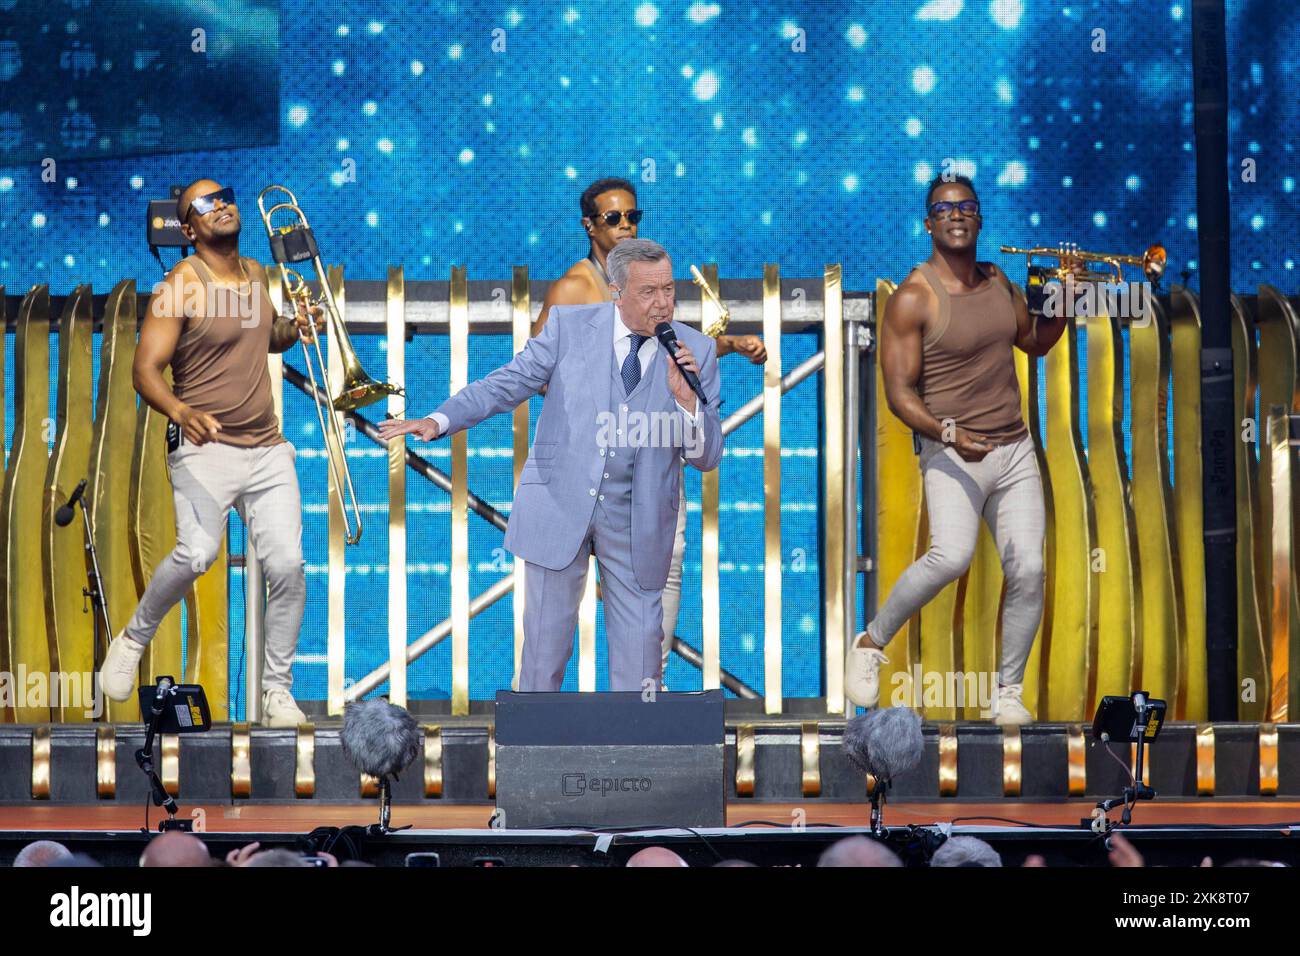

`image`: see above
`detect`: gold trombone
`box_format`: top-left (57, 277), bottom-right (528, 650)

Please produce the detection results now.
top-left (258, 184), bottom-right (403, 544)
top-left (999, 241), bottom-right (1167, 285)
top-left (690, 264), bottom-right (731, 338)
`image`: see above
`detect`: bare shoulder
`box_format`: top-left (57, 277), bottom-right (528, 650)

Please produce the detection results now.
top-left (887, 272), bottom-right (935, 328)
top-left (548, 269), bottom-right (599, 304)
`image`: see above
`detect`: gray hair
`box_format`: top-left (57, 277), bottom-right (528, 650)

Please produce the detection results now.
top-left (606, 238), bottom-right (671, 291)
top-left (14, 840), bottom-right (73, 867)
top-left (930, 836), bottom-right (1003, 868)
top-left (817, 836), bottom-right (903, 868)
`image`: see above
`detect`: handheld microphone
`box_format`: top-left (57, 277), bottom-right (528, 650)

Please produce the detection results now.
top-left (54, 478), bottom-right (89, 527)
top-left (653, 322), bottom-right (708, 407)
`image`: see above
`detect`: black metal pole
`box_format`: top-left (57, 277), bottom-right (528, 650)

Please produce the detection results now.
top-left (1190, 0), bottom-right (1238, 720)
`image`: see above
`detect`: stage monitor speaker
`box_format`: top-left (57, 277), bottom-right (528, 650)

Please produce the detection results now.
top-left (495, 690), bottom-right (725, 829)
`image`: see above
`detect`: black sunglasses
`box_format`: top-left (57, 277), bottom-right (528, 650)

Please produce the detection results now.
top-left (591, 209), bottom-right (643, 227)
top-left (928, 199), bottom-right (980, 219)
top-left (184, 186), bottom-right (237, 222)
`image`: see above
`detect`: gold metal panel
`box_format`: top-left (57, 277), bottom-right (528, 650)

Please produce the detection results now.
top-left (1231, 295), bottom-right (1267, 721)
top-left (1259, 723), bottom-right (1278, 797)
top-left (700, 265), bottom-right (722, 692)
top-left (1001, 725), bottom-right (1022, 797)
top-left (487, 723), bottom-right (496, 799)
top-left (1195, 723), bottom-right (1215, 796)
top-left (0, 286), bottom-right (5, 721)
top-left (1267, 406), bottom-right (1294, 721)
top-left (387, 266), bottom-right (407, 707)
top-left (873, 280), bottom-right (922, 708)
top-left (511, 267), bottom-right (530, 683)
top-left (734, 724), bottom-right (755, 797)
top-left (1066, 724), bottom-right (1086, 796)
top-left (938, 723), bottom-right (958, 797)
top-left (800, 721), bottom-right (821, 797)
top-left (95, 725), bottom-right (115, 798)
top-left (762, 264), bottom-right (782, 713)
top-left (360, 773), bottom-right (378, 799)
top-left (231, 722), bottom-right (251, 798)
top-left (1170, 288), bottom-right (1206, 720)
top-left (90, 282), bottom-right (144, 722)
top-left (3, 287), bottom-right (52, 722)
top-left (326, 266), bottom-right (347, 716)
top-left (295, 724), bottom-right (315, 798)
top-left (1084, 298), bottom-right (1138, 714)
top-left (129, 305), bottom-right (182, 708)
top-left (161, 734), bottom-right (179, 797)
top-left (1129, 300), bottom-right (1185, 716)
top-left (423, 724), bottom-right (443, 798)
top-left (31, 725), bottom-right (51, 799)
top-left (578, 561), bottom-right (597, 692)
top-left (1041, 313), bottom-right (1095, 720)
top-left (43, 286), bottom-right (95, 721)
top-left (1019, 350), bottom-right (1051, 718)
top-left (449, 267), bottom-right (470, 714)
top-left (822, 265), bottom-right (846, 714)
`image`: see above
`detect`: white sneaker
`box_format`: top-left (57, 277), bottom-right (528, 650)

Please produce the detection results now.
top-left (845, 630), bottom-right (889, 708)
top-left (993, 684), bottom-right (1033, 726)
top-left (100, 633), bottom-right (146, 702)
top-left (262, 688), bottom-right (307, 728)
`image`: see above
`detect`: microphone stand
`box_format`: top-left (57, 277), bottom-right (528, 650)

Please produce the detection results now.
top-left (60, 480), bottom-right (113, 719)
top-left (867, 774), bottom-right (891, 837)
top-left (1095, 693), bottom-right (1157, 828)
top-left (136, 677), bottom-right (192, 832)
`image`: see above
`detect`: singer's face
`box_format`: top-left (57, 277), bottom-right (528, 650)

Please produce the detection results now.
top-left (614, 258), bottom-right (674, 335)
top-left (583, 189), bottom-right (638, 256)
top-left (179, 179), bottom-right (241, 247)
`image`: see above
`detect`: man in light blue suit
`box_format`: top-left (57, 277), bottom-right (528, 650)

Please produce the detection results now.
top-left (378, 239), bottom-right (723, 691)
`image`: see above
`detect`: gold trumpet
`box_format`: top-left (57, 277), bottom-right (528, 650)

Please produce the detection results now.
top-left (258, 184), bottom-right (402, 544)
top-left (999, 241), bottom-right (1167, 285)
top-left (690, 264), bottom-right (731, 338)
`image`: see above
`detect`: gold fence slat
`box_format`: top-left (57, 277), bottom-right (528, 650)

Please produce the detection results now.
top-left (44, 285), bottom-right (95, 721)
top-left (822, 265), bottom-right (846, 714)
top-left (1085, 296), bottom-right (1138, 715)
top-left (1231, 295), bottom-right (1267, 721)
top-left (938, 723), bottom-right (958, 797)
top-left (1130, 299), bottom-right (1185, 716)
top-left (1259, 722), bottom-right (1279, 796)
top-left (449, 267), bottom-right (470, 714)
top-left (387, 266), bottom-right (407, 707)
top-left (1001, 725), bottom-right (1022, 797)
top-left (701, 265), bottom-right (722, 692)
top-left (1170, 288), bottom-right (1206, 720)
top-left (734, 724), bottom-right (755, 797)
top-left (423, 724), bottom-right (443, 798)
top-left (96, 725), bottom-right (115, 798)
top-left (762, 263), bottom-right (782, 713)
top-left (360, 772), bottom-right (378, 799)
top-left (0, 286), bottom-right (5, 721)
top-left (800, 721), bottom-right (821, 797)
top-left (1256, 286), bottom-right (1300, 721)
top-left (90, 281), bottom-right (143, 722)
top-left (511, 266), bottom-right (530, 685)
top-left (295, 724), bottom-right (315, 798)
top-left (1267, 406), bottom-right (1293, 721)
top-left (129, 328), bottom-right (180, 717)
top-left (873, 280), bottom-right (921, 711)
top-left (1195, 723), bottom-right (1215, 796)
top-left (1066, 724), bottom-right (1087, 796)
top-left (1042, 310), bottom-right (1094, 721)
top-left (4, 286), bottom-right (52, 723)
top-left (231, 722), bottom-right (251, 798)
top-left (161, 733), bottom-right (179, 797)
top-left (1018, 349), bottom-right (1051, 718)
top-left (326, 266), bottom-right (347, 716)
top-left (31, 725), bottom-right (50, 799)
top-left (578, 562), bottom-right (597, 692)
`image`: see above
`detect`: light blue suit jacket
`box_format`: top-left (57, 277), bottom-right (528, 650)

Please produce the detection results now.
top-left (432, 302), bottom-right (723, 590)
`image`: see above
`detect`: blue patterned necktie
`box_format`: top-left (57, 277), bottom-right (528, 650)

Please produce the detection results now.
top-left (621, 333), bottom-right (647, 395)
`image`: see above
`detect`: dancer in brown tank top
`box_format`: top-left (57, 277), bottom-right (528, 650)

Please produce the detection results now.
top-left (99, 177), bottom-right (324, 728)
top-left (846, 173), bottom-right (1075, 726)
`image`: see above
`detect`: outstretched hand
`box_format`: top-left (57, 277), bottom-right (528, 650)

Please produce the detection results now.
top-left (377, 417), bottom-right (441, 442)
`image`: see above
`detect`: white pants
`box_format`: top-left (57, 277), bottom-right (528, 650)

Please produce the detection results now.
top-left (123, 440), bottom-right (306, 693)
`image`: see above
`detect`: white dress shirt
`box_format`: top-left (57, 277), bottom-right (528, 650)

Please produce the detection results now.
top-left (428, 304), bottom-right (701, 435)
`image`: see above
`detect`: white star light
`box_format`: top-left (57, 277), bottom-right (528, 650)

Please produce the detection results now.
top-left (687, 4), bottom-right (720, 24)
top-left (904, 118), bottom-right (922, 137)
top-left (914, 162), bottom-right (933, 184)
top-left (842, 174), bottom-right (860, 192)
top-left (32, 213), bottom-right (46, 227)
top-left (996, 161), bottom-right (1026, 186)
top-left (693, 70), bottom-right (719, 101)
top-left (845, 23), bottom-right (867, 47)
top-left (287, 106), bottom-right (309, 127)
top-left (378, 138), bottom-right (394, 153)
top-left (912, 65), bottom-right (936, 95)
top-left (990, 0), bottom-right (1024, 30)
top-left (915, 0), bottom-right (964, 21)
top-left (636, 3), bottom-right (659, 27)
top-left (459, 149), bottom-right (474, 164)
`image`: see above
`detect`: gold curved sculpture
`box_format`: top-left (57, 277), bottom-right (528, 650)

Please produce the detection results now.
top-left (1170, 287), bottom-right (1206, 719)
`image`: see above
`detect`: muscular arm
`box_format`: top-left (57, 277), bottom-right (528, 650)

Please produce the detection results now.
top-left (989, 263), bottom-right (1066, 357)
top-left (880, 283), bottom-right (948, 442)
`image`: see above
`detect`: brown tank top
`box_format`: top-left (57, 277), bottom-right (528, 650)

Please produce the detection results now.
top-left (170, 255), bottom-right (285, 448)
top-left (914, 261), bottom-right (1028, 445)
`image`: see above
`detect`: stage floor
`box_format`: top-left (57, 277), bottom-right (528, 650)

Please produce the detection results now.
top-left (4, 800), bottom-right (1299, 832)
